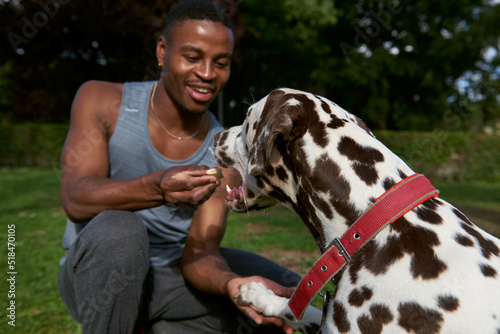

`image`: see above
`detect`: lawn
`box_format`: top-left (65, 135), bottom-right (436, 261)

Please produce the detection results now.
top-left (0, 168), bottom-right (499, 333)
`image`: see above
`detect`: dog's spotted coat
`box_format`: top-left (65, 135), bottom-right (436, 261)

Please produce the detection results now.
top-left (215, 89), bottom-right (500, 334)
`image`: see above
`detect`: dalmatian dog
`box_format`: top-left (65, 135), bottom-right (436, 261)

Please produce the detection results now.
top-left (214, 88), bottom-right (500, 334)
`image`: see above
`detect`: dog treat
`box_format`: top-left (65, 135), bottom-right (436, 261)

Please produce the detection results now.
top-left (206, 167), bottom-right (224, 179)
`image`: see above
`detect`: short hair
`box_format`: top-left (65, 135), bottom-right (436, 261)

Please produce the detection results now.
top-left (163, 0), bottom-right (234, 42)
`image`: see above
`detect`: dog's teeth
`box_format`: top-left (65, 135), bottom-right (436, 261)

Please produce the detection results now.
top-left (226, 185), bottom-right (231, 193)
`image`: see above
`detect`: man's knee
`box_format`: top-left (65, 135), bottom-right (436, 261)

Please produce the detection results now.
top-left (77, 210), bottom-right (149, 268)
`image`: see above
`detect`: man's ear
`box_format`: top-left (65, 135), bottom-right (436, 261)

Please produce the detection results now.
top-left (248, 90), bottom-right (308, 176)
top-left (156, 35), bottom-right (167, 66)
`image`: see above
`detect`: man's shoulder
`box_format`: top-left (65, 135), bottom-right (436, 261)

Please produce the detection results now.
top-left (71, 81), bottom-right (125, 134)
top-left (77, 80), bottom-right (124, 101)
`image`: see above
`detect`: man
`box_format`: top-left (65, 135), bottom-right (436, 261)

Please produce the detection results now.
top-left (58, 0), bottom-right (300, 333)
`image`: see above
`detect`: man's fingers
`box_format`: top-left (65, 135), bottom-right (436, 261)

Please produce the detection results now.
top-left (169, 175), bottom-right (219, 192)
top-left (189, 183), bottom-right (218, 204)
top-left (243, 307), bottom-right (263, 325)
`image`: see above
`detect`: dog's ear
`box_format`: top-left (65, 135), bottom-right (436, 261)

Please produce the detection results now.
top-left (249, 90), bottom-right (307, 176)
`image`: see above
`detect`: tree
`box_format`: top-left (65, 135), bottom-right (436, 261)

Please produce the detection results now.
top-left (308, 0), bottom-right (500, 130)
top-left (224, 0), bottom-right (339, 125)
top-left (0, 0), bottom-right (173, 123)
top-left (1, 0), bottom-right (499, 131)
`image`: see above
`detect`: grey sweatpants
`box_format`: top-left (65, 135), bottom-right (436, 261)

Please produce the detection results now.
top-left (58, 210), bottom-right (301, 334)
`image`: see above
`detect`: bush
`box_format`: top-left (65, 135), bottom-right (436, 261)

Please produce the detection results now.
top-left (0, 124), bottom-right (68, 168)
top-left (375, 131), bottom-right (500, 182)
top-left (1, 124), bottom-right (499, 182)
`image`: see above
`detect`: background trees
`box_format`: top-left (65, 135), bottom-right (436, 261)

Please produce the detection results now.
top-left (1, 0), bottom-right (499, 131)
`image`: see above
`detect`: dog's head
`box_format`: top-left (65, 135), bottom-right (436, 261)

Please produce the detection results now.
top-left (214, 88), bottom-right (410, 247)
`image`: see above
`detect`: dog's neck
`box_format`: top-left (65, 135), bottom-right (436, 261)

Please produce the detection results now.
top-left (287, 132), bottom-right (415, 251)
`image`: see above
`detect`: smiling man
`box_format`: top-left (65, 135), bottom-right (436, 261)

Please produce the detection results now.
top-left (57, 0), bottom-right (299, 333)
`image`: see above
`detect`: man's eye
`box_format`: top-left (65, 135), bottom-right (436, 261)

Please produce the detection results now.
top-left (185, 56), bottom-right (199, 62)
top-left (215, 61), bottom-right (230, 68)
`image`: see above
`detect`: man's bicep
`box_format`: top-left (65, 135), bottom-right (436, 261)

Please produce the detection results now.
top-left (61, 82), bottom-right (112, 181)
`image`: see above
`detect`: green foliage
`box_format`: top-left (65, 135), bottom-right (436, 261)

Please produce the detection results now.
top-left (0, 124), bottom-right (68, 168)
top-left (0, 0), bottom-right (499, 131)
top-left (311, 0), bottom-right (500, 130)
top-left (0, 0), bottom-right (172, 123)
top-left (374, 131), bottom-right (500, 182)
top-left (226, 0), bottom-right (338, 111)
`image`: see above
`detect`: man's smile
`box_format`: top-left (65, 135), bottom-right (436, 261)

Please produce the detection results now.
top-left (187, 85), bottom-right (215, 103)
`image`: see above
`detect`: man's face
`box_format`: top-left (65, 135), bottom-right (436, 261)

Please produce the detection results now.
top-left (159, 19), bottom-right (234, 114)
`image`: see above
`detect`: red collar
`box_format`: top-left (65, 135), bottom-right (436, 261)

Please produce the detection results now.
top-left (288, 174), bottom-right (439, 320)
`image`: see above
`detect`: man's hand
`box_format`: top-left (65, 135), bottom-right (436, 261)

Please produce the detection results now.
top-left (226, 276), bottom-right (295, 334)
top-left (159, 165), bottom-right (221, 207)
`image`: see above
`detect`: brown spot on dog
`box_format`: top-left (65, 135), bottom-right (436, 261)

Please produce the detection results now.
top-left (255, 176), bottom-right (265, 189)
top-left (338, 136), bottom-right (384, 165)
top-left (437, 295), bottom-right (460, 312)
top-left (317, 95), bottom-right (337, 111)
top-left (338, 136), bottom-right (384, 186)
top-left (354, 116), bottom-right (374, 136)
top-left (382, 177), bottom-right (396, 191)
top-left (353, 162), bottom-right (379, 186)
top-left (292, 93), bottom-right (329, 148)
top-left (265, 166), bottom-right (275, 177)
top-left (398, 169), bottom-right (409, 180)
top-left (333, 301), bottom-right (351, 333)
top-left (309, 154), bottom-right (359, 226)
top-left (454, 233), bottom-right (475, 247)
top-left (327, 116), bottom-right (347, 129)
top-left (349, 217), bottom-right (447, 284)
top-left (348, 286), bottom-right (373, 307)
top-left (398, 302), bottom-right (443, 334)
top-left (293, 184), bottom-right (329, 247)
top-left (275, 165), bottom-right (289, 182)
top-left (357, 304), bottom-right (394, 333)
top-left (454, 208), bottom-right (473, 226)
top-left (480, 263), bottom-right (498, 277)
top-left (461, 223), bottom-right (500, 259)
top-left (392, 219), bottom-right (447, 279)
top-left (217, 131), bottom-right (230, 145)
top-left (415, 199), bottom-right (443, 225)
top-left (348, 243), bottom-right (366, 285)
top-left (217, 151), bottom-right (235, 168)
top-left (244, 122), bottom-right (250, 136)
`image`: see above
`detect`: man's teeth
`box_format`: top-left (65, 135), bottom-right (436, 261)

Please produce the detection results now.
top-left (193, 87), bottom-right (210, 93)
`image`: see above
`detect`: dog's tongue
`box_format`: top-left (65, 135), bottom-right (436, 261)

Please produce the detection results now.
top-left (225, 185), bottom-right (244, 201)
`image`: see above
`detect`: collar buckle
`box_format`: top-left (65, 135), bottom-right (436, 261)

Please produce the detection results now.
top-left (330, 237), bottom-right (352, 263)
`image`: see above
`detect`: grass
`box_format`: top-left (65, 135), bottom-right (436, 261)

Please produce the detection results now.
top-left (0, 168), bottom-right (499, 333)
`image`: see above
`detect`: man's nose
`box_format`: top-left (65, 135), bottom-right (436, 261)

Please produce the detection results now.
top-left (195, 61), bottom-right (216, 81)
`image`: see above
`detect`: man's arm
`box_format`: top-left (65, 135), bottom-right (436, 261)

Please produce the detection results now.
top-left (182, 167), bottom-right (294, 333)
top-left (60, 81), bottom-right (219, 223)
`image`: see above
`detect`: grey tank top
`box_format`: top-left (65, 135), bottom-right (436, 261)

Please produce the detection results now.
top-left (61, 81), bottom-right (224, 266)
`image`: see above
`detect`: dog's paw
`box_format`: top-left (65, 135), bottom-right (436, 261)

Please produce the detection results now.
top-left (237, 282), bottom-right (284, 315)
top-left (237, 281), bottom-right (322, 333)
